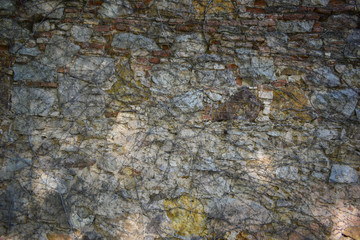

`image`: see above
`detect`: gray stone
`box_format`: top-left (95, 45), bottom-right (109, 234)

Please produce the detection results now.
top-left (277, 21), bottom-right (315, 33)
top-left (345, 30), bottom-right (360, 58)
top-left (25, 0), bottom-right (64, 19)
top-left (11, 44), bottom-right (41, 56)
top-left (330, 164), bottom-right (358, 183)
top-left (58, 75), bottom-right (105, 118)
top-left (311, 89), bottom-right (358, 118)
top-left (302, 0), bottom-right (329, 6)
top-left (44, 35), bottom-right (80, 66)
top-left (0, 19), bottom-right (30, 40)
top-left (69, 56), bottom-right (115, 84)
top-left (310, 67), bottom-right (340, 87)
top-left (173, 90), bottom-right (204, 113)
top-left (12, 86), bottom-right (56, 116)
top-left (342, 68), bottom-right (360, 89)
top-left (98, 0), bottom-right (133, 18)
top-left (0, 0), bottom-right (15, 11)
top-left (71, 26), bottom-right (93, 42)
top-left (275, 166), bottom-right (299, 180)
top-left (112, 33), bottom-right (160, 51)
top-left (172, 33), bottom-right (207, 57)
top-left (207, 197), bottom-right (272, 225)
top-left (265, 0), bottom-right (301, 6)
top-left (13, 62), bottom-right (55, 82)
top-left (236, 48), bottom-right (276, 82)
top-left (33, 21), bottom-right (52, 32)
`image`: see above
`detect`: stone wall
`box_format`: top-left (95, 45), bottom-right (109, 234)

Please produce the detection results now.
top-left (0, 0), bottom-right (359, 239)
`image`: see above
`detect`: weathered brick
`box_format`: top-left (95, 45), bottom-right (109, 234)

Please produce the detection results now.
top-left (94, 25), bottom-right (111, 32)
top-left (149, 57), bottom-right (161, 64)
top-left (254, 0), bottom-right (267, 7)
top-left (271, 79), bottom-right (287, 87)
top-left (89, 0), bottom-right (103, 6)
top-left (153, 50), bottom-right (170, 57)
top-left (283, 14), bottom-right (304, 21)
top-left (246, 7), bottom-right (265, 14)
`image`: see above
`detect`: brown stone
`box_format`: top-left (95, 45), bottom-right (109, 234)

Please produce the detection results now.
top-left (343, 226), bottom-right (360, 240)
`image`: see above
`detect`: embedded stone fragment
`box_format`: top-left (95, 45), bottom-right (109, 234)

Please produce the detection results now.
top-left (302, 0), bottom-right (329, 6)
top-left (0, 19), bottom-right (30, 40)
top-left (342, 68), bottom-right (360, 89)
top-left (11, 87), bottom-right (57, 116)
top-left (25, 0), bottom-right (64, 19)
top-left (11, 44), bottom-right (41, 56)
top-left (0, 0), bottom-right (15, 11)
top-left (275, 166), bottom-right (299, 180)
top-left (345, 30), bottom-right (360, 59)
top-left (277, 21), bottom-right (315, 33)
top-left (330, 164), bottom-right (358, 183)
top-left (98, 0), bottom-right (133, 18)
top-left (71, 26), bottom-right (93, 42)
top-left (174, 90), bottom-right (204, 113)
top-left (206, 197), bottom-right (272, 225)
top-left (69, 56), bottom-right (115, 84)
top-left (235, 48), bottom-right (276, 82)
top-left (311, 89), bottom-right (358, 118)
top-left (13, 62), bottom-right (55, 82)
top-left (310, 67), bottom-right (340, 87)
top-left (112, 33), bottom-right (160, 51)
top-left (172, 33), bottom-right (207, 57)
top-left (58, 75), bottom-right (106, 118)
top-left (43, 35), bottom-right (80, 66)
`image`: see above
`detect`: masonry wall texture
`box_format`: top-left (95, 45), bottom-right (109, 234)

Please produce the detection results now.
top-left (0, 0), bottom-right (360, 239)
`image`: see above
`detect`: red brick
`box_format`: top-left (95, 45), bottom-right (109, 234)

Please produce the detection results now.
top-left (254, 0), bottom-right (267, 7)
top-left (94, 25), bottom-right (111, 32)
top-left (312, 22), bottom-right (322, 33)
top-left (89, 0), bottom-right (103, 6)
top-left (298, 6), bottom-right (315, 12)
top-left (136, 57), bottom-right (147, 64)
top-left (246, 7), bottom-right (265, 14)
top-left (303, 13), bottom-right (320, 20)
top-left (149, 57), bottom-right (161, 64)
top-left (283, 13), bottom-right (304, 20)
top-left (236, 77), bottom-right (242, 86)
top-left (227, 64), bottom-right (238, 70)
top-left (34, 32), bottom-right (52, 38)
top-left (271, 79), bottom-right (287, 87)
top-left (26, 82), bottom-right (58, 88)
top-left (315, 8), bottom-right (332, 14)
top-left (329, 0), bottom-right (345, 5)
top-left (176, 25), bottom-right (193, 32)
top-left (152, 50), bottom-right (170, 57)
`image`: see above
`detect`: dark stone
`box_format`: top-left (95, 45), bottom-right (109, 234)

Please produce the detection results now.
top-left (211, 87), bottom-right (264, 121)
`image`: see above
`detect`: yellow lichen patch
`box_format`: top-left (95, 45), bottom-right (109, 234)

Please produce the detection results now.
top-left (271, 84), bottom-right (312, 122)
top-left (163, 195), bottom-right (207, 237)
top-left (46, 233), bottom-right (73, 240)
top-left (193, 0), bottom-right (234, 18)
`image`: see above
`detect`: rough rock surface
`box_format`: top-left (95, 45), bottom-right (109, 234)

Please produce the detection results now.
top-left (1, 0), bottom-right (360, 240)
